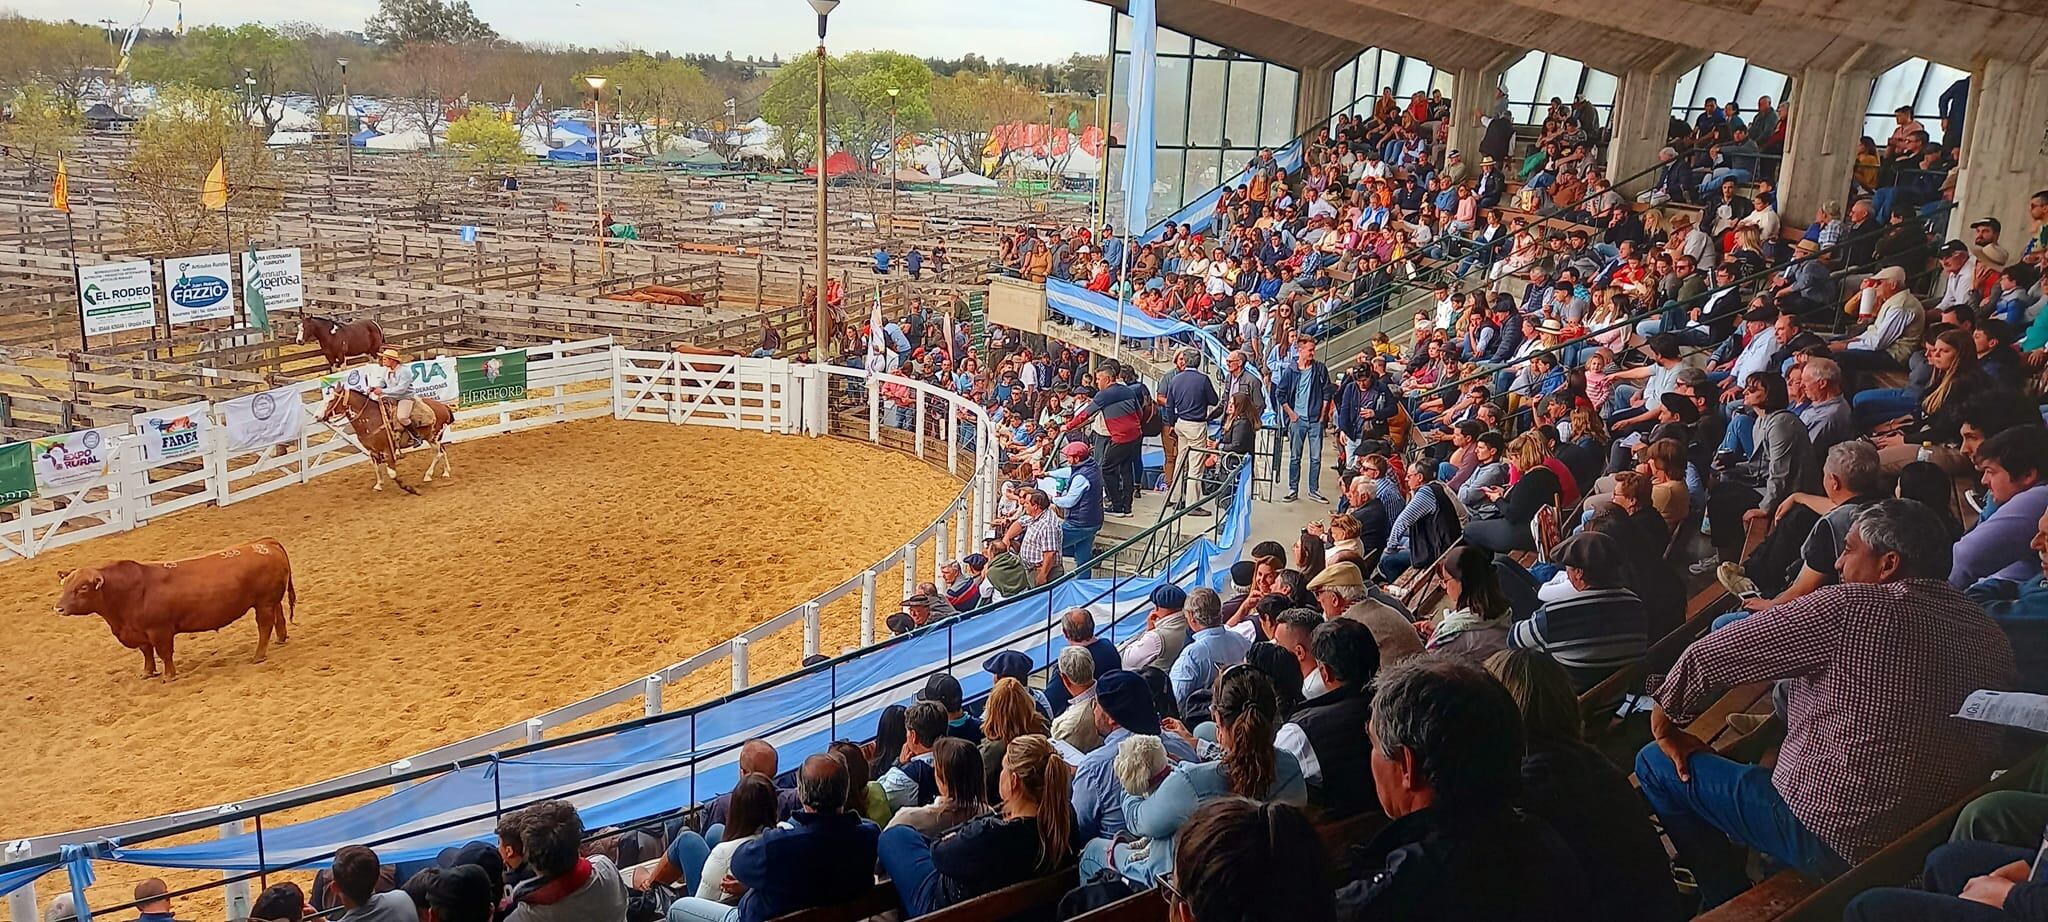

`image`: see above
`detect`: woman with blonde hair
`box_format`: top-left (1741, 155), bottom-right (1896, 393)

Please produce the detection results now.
top-left (978, 677), bottom-right (1049, 805)
top-left (1466, 431), bottom-right (1564, 553)
top-left (1640, 437), bottom-right (1691, 531)
top-left (877, 735), bottom-right (1077, 915)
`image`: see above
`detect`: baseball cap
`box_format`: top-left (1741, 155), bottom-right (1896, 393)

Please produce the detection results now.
top-left (918, 672), bottom-right (965, 711)
top-left (1938, 239), bottom-right (1968, 258)
top-left (1971, 217), bottom-right (2002, 233)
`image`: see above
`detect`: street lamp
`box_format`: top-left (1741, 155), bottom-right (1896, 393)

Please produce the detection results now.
top-left (886, 85), bottom-right (899, 247)
top-left (585, 74), bottom-right (608, 274)
top-left (808, 0), bottom-right (839, 363)
top-left (338, 58), bottom-right (352, 174)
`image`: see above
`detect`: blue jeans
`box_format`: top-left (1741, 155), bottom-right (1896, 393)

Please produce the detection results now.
top-left (1871, 186), bottom-right (1898, 223)
top-left (1378, 548), bottom-right (1412, 581)
top-left (1843, 842), bottom-right (2033, 921)
top-left (1062, 522), bottom-right (1102, 579)
top-left (877, 824), bottom-right (951, 916)
top-left (1286, 419), bottom-right (1323, 494)
top-left (1720, 412), bottom-right (1756, 458)
top-left (665, 829), bottom-right (714, 892)
top-left (1712, 609), bottom-right (1752, 632)
top-left (1635, 745), bottom-right (1849, 908)
top-left (667, 899), bottom-right (738, 922)
top-left (1853, 388), bottom-right (1921, 427)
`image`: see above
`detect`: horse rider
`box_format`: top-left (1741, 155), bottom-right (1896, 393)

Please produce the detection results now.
top-left (370, 348), bottom-right (426, 446)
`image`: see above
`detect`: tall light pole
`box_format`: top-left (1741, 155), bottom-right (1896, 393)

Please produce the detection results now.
top-left (886, 85), bottom-right (899, 247)
top-left (338, 58), bottom-right (352, 175)
top-left (586, 74), bottom-right (608, 274)
top-left (808, 0), bottom-right (840, 363)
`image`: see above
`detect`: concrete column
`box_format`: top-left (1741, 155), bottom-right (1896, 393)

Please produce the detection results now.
top-left (1777, 48), bottom-right (1901, 227)
top-left (1292, 64), bottom-right (1337, 136)
top-left (1447, 53), bottom-right (1519, 167)
top-left (1607, 50), bottom-right (1712, 195)
top-left (1952, 58), bottom-right (2048, 249)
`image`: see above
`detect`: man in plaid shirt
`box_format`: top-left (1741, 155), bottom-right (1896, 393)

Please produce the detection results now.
top-left (1637, 499), bottom-right (2017, 908)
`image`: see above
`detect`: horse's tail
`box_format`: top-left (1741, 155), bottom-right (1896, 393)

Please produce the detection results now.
top-left (286, 567), bottom-right (297, 623)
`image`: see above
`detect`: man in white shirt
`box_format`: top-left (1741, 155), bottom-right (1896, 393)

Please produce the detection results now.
top-left (1049, 645), bottom-right (1104, 753)
top-left (1829, 265), bottom-right (1924, 383)
top-left (1933, 240), bottom-right (1980, 311)
top-left (1306, 189), bottom-right (1338, 221)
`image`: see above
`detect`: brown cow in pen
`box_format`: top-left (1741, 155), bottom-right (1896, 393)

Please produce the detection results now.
top-left (54, 537), bottom-right (297, 681)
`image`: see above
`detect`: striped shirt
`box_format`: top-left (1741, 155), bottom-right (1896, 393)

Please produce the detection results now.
top-left (1017, 511), bottom-right (1064, 575)
top-left (1509, 587), bottom-right (1649, 693)
top-left (1386, 487), bottom-right (1436, 553)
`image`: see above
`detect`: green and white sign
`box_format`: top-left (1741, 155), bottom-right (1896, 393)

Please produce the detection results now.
top-left (0, 441), bottom-right (34, 504)
top-left (77, 261), bottom-right (157, 336)
top-left (458, 350), bottom-right (528, 406)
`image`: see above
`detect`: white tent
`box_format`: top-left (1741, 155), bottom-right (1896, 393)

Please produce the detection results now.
top-left (257, 103), bottom-right (320, 131)
top-left (365, 129), bottom-right (432, 151)
top-left (266, 130), bottom-right (317, 146)
top-left (939, 171), bottom-right (998, 187)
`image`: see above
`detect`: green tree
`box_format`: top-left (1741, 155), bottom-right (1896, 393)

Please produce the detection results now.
top-left (128, 24), bottom-right (296, 132)
top-left (365, 0), bottom-right (496, 45)
top-left (445, 107), bottom-right (522, 175)
top-left (123, 85), bottom-right (279, 251)
top-left (0, 85), bottom-right (82, 171)
top-left (0, 16), bottom-right (113, 113)
top-left (760, 50), bottom-right (933, 170)
top-left (606, 55), bottom-right (718, 157)
top-left (929, 72), bottom-right (1055, 176)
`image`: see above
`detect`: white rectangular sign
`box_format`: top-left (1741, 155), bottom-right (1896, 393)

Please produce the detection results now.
top-left (132, 401), bottom-right (212, 463)
top-left (243, 247), bottom-right (304, 313)
top-left (29, 426), bottom-right (120, 491)
top-left (77, 261), bottom-right (157, 336)
top-left (163, 252), bottom-right (237, 324)
top-left (220, 385), bottom-right (306, 453)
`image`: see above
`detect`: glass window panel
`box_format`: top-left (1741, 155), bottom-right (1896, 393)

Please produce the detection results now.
top-left (1671, 67), bottom-right (1700, 118)
top-left (1110, 54), bottom-right (1130, 142)
top-left (1226, 149), bottom-right (1258, 182)
top-left (1581, 68), bottom-right (1620, 110)
top-left (1866, 59), bottom-right (1917, 116)
top-left (1184, 148), bottom-right (1223, 196)
top-left (1333, 61), bottom-right (1355, 117)
top-left (1916, 62), bottom-right (1967, 117)
top-left (1432, 70), bottom-right (1456, 98)
top-left (1733, 67), bottom-right (1788, 111)
top-left (1103, 147), bottom-right (1125, 223)
top-left (1193, 38), bottom-right (1223, 55)
top-left (1690, 53), bottom-right (1745, 111)
top-left (1225, 60), bottom-right (1263, 147)
top-left (1156, 26), bottom-right (1190, 57)
top-left (1152, 148), bottom-right (1185, 225)
top-left (1535, 59), bottom-right (1583, 108)
top-left (1188, 59), bottom-right (1227, 147)
top-left (1394, 60), bottom-right (1434, 98)
top-left (1861, 115), bottom-right (1893, 141)
top-left (1502, 50), bottom-right (1544, 105)
top-left (1156, 55), bottom-right (1191, 145)
top-left (1262, 67), bottom-right (1298, 147)
top-left (1114, 13), bottom-right (1132, 52)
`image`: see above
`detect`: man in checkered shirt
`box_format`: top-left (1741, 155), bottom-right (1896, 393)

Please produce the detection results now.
top-left (1636, 499), bottom-right (2017, 908)
top-left (1010, 488), bottom-right (1065, 587)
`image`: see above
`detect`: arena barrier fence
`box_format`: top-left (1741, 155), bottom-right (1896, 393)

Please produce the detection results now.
top-left (0, 344), bottom-right (1255, 922)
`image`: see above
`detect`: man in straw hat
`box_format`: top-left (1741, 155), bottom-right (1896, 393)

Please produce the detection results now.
top-left (370, 347), bottom-right (431, 445)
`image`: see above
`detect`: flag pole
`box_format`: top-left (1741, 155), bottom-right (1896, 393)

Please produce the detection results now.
top-left (65, 211), bottom-right (85, 352)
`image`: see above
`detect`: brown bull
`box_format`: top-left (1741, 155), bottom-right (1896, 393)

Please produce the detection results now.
top-left (55, 537), bottom-right (297, 681)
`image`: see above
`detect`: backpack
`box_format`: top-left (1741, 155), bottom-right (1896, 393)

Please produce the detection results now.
top-left (1137, 393), bottom-right (1164, 437)
top-left (1409, 483), bottom-right (1465, 569)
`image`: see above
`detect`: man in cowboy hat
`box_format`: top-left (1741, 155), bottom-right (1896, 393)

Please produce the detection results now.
top-left (370, 348), bottom-right (429, 445)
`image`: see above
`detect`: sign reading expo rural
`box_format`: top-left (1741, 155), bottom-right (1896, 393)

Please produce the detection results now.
top-left (458, 351), bottom-right (528, 406)
top-left (76, 260), bottom-right (157, 336)
top-left (163, 252), bottom-right (237, 324)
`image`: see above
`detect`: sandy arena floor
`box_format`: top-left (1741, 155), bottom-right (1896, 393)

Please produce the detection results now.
top-left (0, 418), bottom-right (959, 844)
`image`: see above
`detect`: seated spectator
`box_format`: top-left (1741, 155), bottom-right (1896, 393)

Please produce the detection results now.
top-left (888, 737), bottom-right (990, 839)
top-left (1050, 645), bottom-right (1104, 753)
top-left (428, 865), bottom-right (498, 922)
top-left (1719, 440), bottom-right (1886, 615)
top-left (1705, 371), bottom-right (1818, 567)
top-left (1638, 500), bottom-right (2017, 908)
top-left (877, 735), bottom-right (1077, 915)
top-left (334, 845), bottom-right (420, 922)
top-left (1122, 585), bottom-right (1192, 672)
top-left (1307, 561), bottom-right (1423, 667)
top-left (879, 701), bottom-right (948, 809)
top-left (1169, 588), bottom-right (1252, 705)
top-left (1969, 503), bottom-right (2048, 693)
top-left (979, 677), bottom-right (1049, 802)
top-left (249, 883), bottom-right (308, 922)
top-left (504, 801), bottom-right (626, 922)
top-left (983, 651), bottom-right (1052, 719)
top-left (1425, 546), bottom-right (1511, 662)
top-left (1073, 671), bottom-right (1198, 839)
top-left (1845, 838), bottom-right (2048, 920)
top-left (1171, 798), bottom-right (1333, 922)
top-left (40, 895), bottom-right (73, 922)
top-left (1465, 431), bottom-right (1565, 553)
top-left (725, 753), bottom-right (881, 922)
top-left (1506, 532), bottom-right (1649, 693)
top-left (866, 706), bottom-right (907, 783)
top-left (1335, 655), bottom-right (1585, 919)
top-left (1272, 615), bottom-right (1381, 816)
top-left (823, 739), bottom-right (891, 826)
top-left (1094, 667), bottom-right (1308, 885)
top-left (1049, 607), bottom-right (1123, 714)
top-left (129, 879), bottom-right (178, 922)
top-left (918, 673), bottom-right (984, 744)
top-left (1454, 432), bottom-right (1510, 506)
top-left (656, 774), bottom-right (777, 917)
top-left (1483, 650), bottom-right (1685, 922)
top-left (1954, 426), bottom-right (2048, 588)
top-left (690, 740), bottom-right (801, 835)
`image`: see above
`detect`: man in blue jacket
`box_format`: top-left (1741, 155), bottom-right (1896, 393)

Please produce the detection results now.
top-left (1335, 363), bottom-right (1396, 472)
top-left (1273, 334), bottom-right (1334, 503)
top-left (727, 753), bottom-right (880, 922)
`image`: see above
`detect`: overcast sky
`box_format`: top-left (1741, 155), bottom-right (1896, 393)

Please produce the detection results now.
top-left (4, 0), bottom-right (1108, 62)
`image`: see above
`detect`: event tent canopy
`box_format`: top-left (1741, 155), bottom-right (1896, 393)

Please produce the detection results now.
top-left (801, 150), bottom-right (861, 177)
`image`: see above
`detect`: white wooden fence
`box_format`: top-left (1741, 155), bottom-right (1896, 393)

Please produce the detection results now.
top-left (0, 348), bottom-right (997, 897)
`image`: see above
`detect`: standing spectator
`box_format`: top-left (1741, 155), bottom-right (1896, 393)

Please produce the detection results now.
top-left (1051, 440), bottom-right (1105, 577)
top-left (1068, 366), bottom-right (1146, 517)
top-left (1169, 588), bottom-right (1252, 704)
top-left (1160, 347), bottom-right (1221, 507)
top-left (876, 735), bottom-right (1077, 915)
top-left (1273, 616), bottom-right (1381, 816)
top-left (1637, 500), bottom-right (2017, 907)
top-left (333, 846), bottom-right (419, 922)
top-left (1335, 655), bottom-right (1585, 919)
top-left (1073, 671), bottom-right (1199, 839)
top-left (1274, 335), bottom-right (1334, 503)
top-left (1484, 650), bottom-right (1686, 922)
top-left (726, 754), bottom-right (881, 922)
top-left (503, 801), bottom-right (626, 922)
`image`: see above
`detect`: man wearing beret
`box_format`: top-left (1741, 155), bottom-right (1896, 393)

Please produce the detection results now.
top-left (1120, 584), bottom-right (1191, 672)
top-left (1070, 670), bottom-right (1198, 840)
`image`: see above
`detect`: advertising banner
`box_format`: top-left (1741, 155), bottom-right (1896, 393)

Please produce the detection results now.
top-left (242, 247), bottom-right (304, 314)
top-left (0, 442), bottom-right (34, 504)
top-left (164, 252), bottom-right (237, 324)
top-left (406, 357), bottom-right (459, 404)
top-left (457, 350), bottom-right (528, 406)
top-left (132, 401), bottom-right (212, 463)
top-left (30, 426), bottom-right (118, 491)
top-left (77, 261), bottom-right (157, 336)
top-left (221, 385), bottom-right (306, 453)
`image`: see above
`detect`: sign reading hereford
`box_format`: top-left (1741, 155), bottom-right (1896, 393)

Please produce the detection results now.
top-left (164, 252), bottom-right (237, 324)
top-left (77, 261), bottom-right (157, 336)
top-left (458, 350), bottom-right (528, 406)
